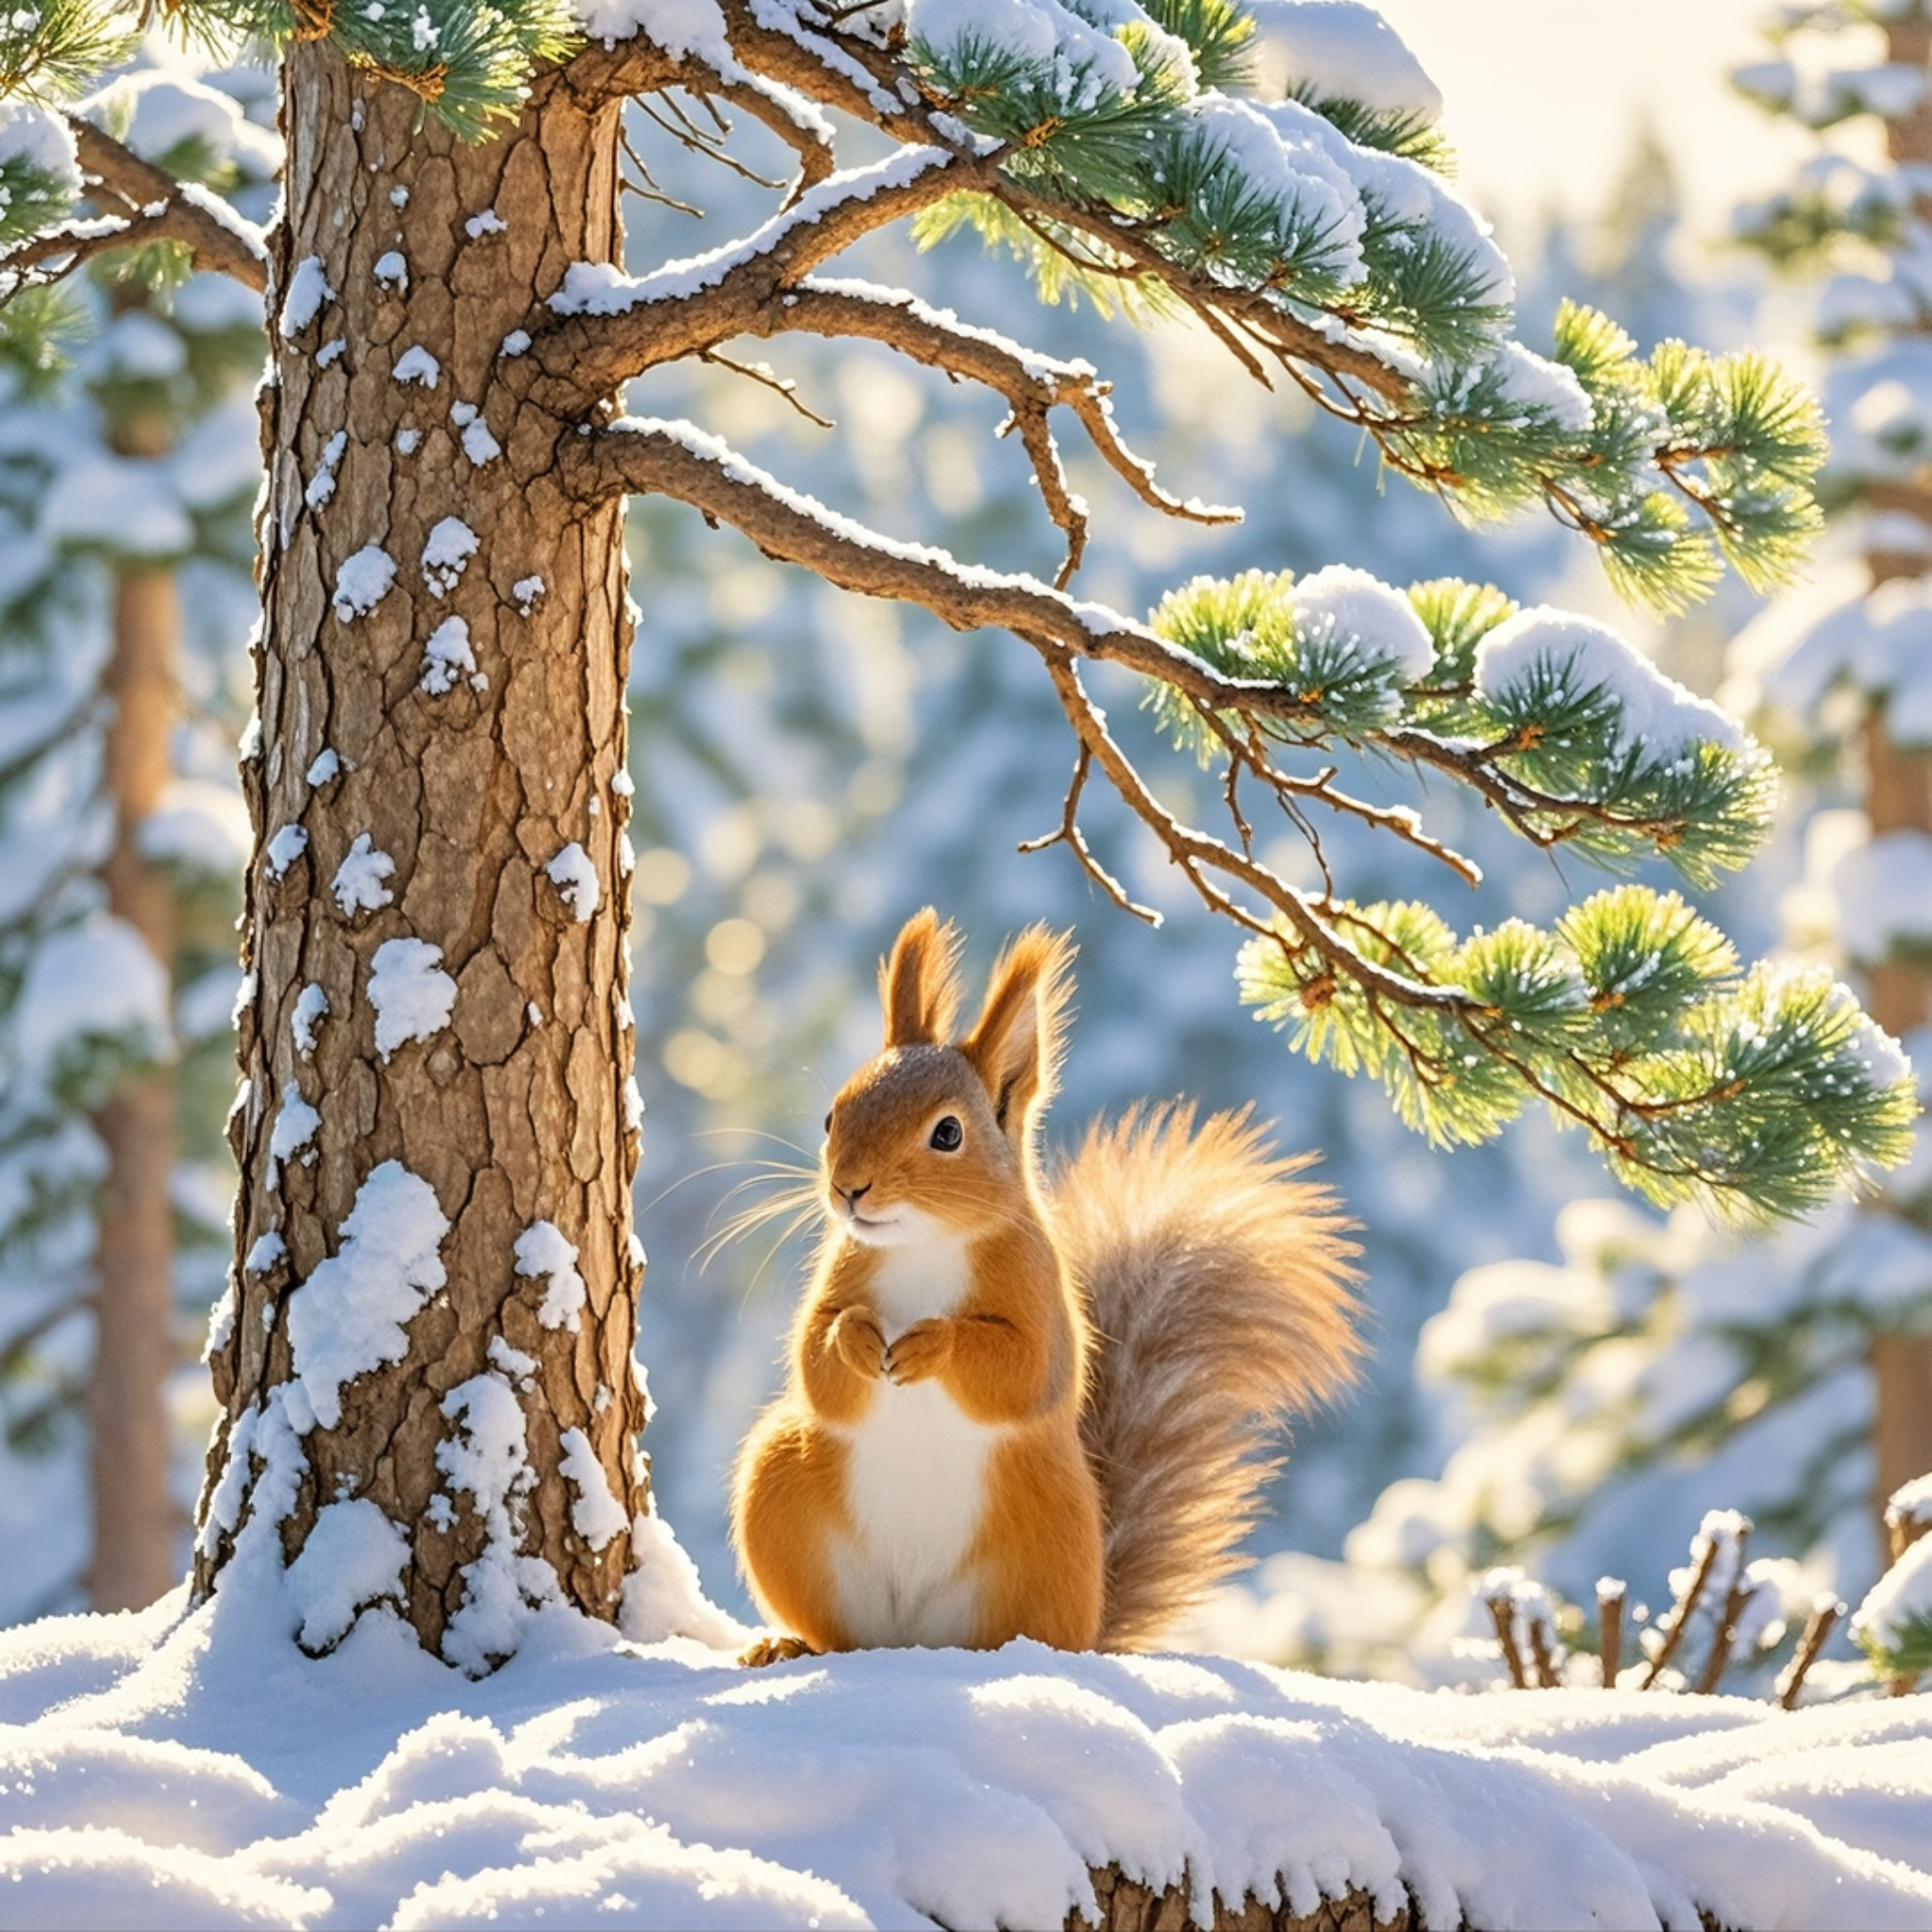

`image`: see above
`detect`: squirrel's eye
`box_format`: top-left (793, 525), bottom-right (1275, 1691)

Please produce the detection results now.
top-left (929, 1115), bottom-right (963, 1152)
top-left (823, 1111), bottom-right (833, 1135)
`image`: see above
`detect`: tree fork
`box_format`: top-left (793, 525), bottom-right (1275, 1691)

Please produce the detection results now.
top-left (193, 44), bottom-right (648, 1662)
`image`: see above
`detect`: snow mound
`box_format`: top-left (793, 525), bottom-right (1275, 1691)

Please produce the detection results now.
top-left (0, 1568), bottom-right (1925, 1931)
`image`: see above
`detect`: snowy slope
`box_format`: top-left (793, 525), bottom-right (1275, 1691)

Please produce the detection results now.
top-left (0, 1550), bottom-right (1927, 1932)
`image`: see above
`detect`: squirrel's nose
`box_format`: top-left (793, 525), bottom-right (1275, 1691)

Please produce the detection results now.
top-left (835, 1180), bottom-right (871, 1210)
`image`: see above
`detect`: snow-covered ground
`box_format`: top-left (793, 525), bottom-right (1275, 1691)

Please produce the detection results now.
top-left (1, 1536), bottom-right (1927, 1932)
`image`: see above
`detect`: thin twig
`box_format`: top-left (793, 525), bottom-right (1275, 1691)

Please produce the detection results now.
top-left (1485, 1591), bottom-right (1530, 1690)
top-left (699, 349), bottom-right (835, 428)
top-left (1528, 1614), bottom-right (1561, 1690)
top-left (1641, 1535), bottom-right (1724, 1690)
top-left (1695, 1568), bottom-right (1757, 1695)
top-left (1017, 743), bottom-right (1159, 924)
top-left (1776, 1597), bottom-right (1842, 1710)
top-left (1598, 1578), bottom-right (1625, 1690)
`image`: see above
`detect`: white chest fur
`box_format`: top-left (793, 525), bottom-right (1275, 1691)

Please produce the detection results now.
top-left (832, 1226), bottom-right (995, 1648)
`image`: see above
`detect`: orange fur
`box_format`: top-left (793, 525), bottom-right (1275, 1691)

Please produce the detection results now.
top-left (728, 909), bottom-right (1360, 1662)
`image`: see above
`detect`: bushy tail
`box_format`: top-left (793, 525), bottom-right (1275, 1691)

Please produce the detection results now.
top-left (1048, 1103), bottom-right (1363, 1651)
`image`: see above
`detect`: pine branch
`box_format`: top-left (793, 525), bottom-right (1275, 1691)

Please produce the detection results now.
top-left (59, 116), bottom-right (267, 291)
top-left (525, 148), bottom-right (991, 403)
top-left (764, 276), bottom-right (1237, 583)
top-left (565, 0), bottom-right (929, 149)
top-left (557, 29), bottom-right (836, 196)
top-left (563, 417), bottom-right (1910, 1219)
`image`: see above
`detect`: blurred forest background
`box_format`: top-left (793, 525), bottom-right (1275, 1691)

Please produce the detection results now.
top-left (4, 0), bottom-right (1928, 1690)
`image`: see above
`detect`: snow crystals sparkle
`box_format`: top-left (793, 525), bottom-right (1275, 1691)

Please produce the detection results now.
top-left (0, 1579), bottom-right (1927, 1930)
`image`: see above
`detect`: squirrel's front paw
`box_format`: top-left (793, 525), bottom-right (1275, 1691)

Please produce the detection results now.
top-left (740, 1635), bottom-right (817, 1668)
top-left (884, 1317), bottom-right (954, 1386)
top-left (827, 1306), bottom-right (888, 1378)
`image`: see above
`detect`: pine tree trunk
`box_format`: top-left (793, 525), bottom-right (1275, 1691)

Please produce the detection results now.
top-left (1864, 13), bottom-right (1932, 1522)
top-left (89, 552), bottom-right (181, 1611)
top-left (193, 45), bottom-right (648, 1663)
top-left (1863, 717), bottom-right (1932, 1508)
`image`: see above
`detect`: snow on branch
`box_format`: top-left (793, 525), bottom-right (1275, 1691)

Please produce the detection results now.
top-left (530, 144), bottom-right (988, 397)
top-left (52, 115), bottom-right (267, 291)
top-left (548, 0), bottom-right (1826, 616)
top-left (566, 0), bottom-right (926, 144)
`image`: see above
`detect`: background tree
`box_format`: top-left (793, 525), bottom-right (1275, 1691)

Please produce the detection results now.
top-left (0, 0), bottom-right (1910, 1668)
top-left (0, 49), bottom-right (267, 1616)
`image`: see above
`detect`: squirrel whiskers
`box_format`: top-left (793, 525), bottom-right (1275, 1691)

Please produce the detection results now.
top-left (730, 908), bottom-right (1362, 1663)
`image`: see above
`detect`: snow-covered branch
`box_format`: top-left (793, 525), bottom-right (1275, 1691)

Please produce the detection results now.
top-left (527, 146), bottom-right (989, 399)
top-left (62, 116), bottom-right (267, 291)
top-left (564, 412), bottom-right (1309, 717)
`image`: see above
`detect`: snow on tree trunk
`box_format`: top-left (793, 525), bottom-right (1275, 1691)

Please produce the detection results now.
top-left (89, 547), bottom-right (182, 1612)
top-left (193, 46), bottom-right (648, 1666)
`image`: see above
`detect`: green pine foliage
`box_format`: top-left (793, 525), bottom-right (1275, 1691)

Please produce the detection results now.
top-left (1239, 886), bottom-right (1916, 1225)
top-left (1141, 0), bottom-right (1255, 92)
top-left (1286, 90), bottom-right (1452, 173)
top-left (1858, 1606), bottom-right (1932, 1681)
top-left (0, 0), bottom-right (131, 100)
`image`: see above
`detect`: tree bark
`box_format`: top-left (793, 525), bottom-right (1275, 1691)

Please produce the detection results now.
top-left (1071, 1870), bottom-right (1408, 1932)
top-left (89, 551), bottom-right (182, 1611)
top-left (193, 44), bottom-right (648, 1663)
top-left (1864, 713), bottom-right (1932, 1511)
top-left (1860, 14), bottom-right (1932, 1525)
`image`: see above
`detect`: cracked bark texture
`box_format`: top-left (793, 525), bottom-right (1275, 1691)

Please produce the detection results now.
top-left (192, 44), bottom-right (647, 1658)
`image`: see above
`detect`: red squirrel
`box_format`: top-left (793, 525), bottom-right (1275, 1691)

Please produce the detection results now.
top-left (730, 908), bottom-right (1362, 1660)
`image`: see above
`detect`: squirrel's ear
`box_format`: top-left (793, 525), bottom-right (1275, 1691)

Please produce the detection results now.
top-left (879, 908), bottom-right (964, 1047)
top-left (959, 925), bottom-right (1075, 1138)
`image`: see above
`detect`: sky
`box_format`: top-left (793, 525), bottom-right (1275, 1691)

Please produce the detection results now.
top-left (1371, 0), bottom-right (1829, 237)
